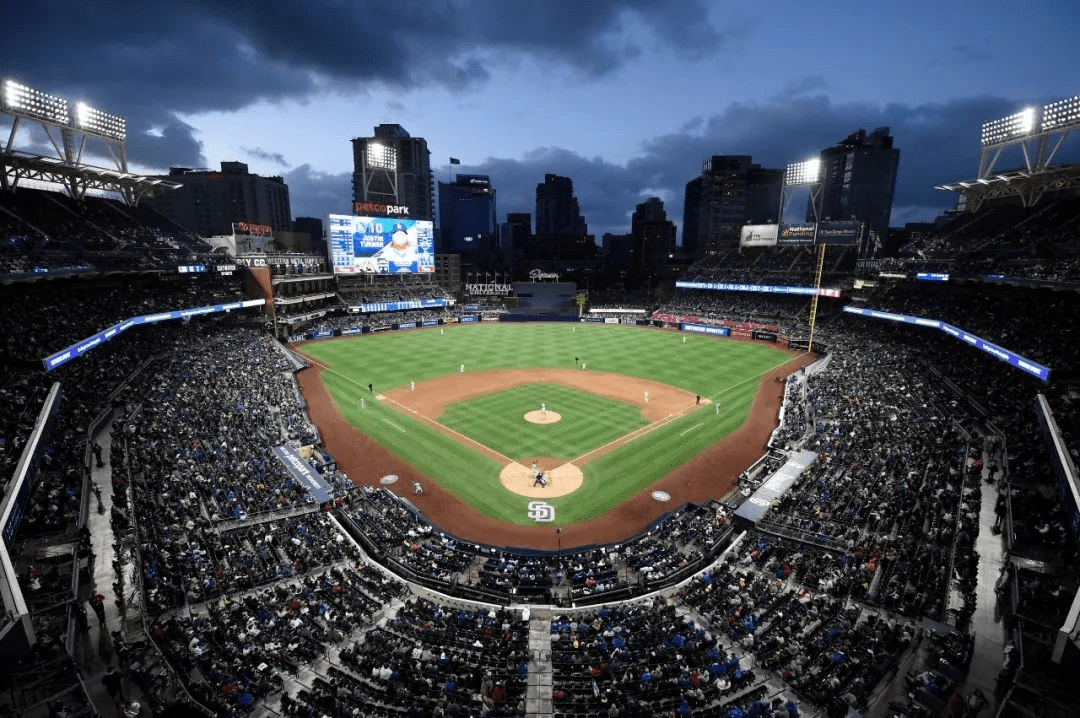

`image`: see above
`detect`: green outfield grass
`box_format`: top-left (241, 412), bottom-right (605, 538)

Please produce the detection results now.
top-left (301, 323), bottom-right (792, 525)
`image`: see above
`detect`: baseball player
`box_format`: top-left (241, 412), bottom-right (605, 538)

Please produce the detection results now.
top-left (460, 363), bottom-right (464, 373)
top-left (360, 398), bottom-right (365, 409)
top-left (683, 335), bottom-right (686, 343)
top-left (644, 390), bottom-right (649, 403)
top-left (716, 402), bottom-right (720, 414)
top-left (541, 402), bottom-right (546, 417)
top-left (411, 380), bottom-right (415, 391)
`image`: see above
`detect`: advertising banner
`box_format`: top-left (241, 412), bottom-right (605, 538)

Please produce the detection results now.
top-left (680, 323), bottom-right (731, 337)
top-left (272, 445), bottom-right (334, 504)
top-left (675, 281), bottom-right (839, 298)
top-left (752, 331), bottom-right (778, 342)
top-left (777, 223), bottom-right (816, 245)
top-left (815, 221), bottom-right (860, 246)
top-left (740, 224), bottom-right (779, 247)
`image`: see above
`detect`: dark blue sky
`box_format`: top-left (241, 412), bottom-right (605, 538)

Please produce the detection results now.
top-left (5, 0), bottom-right (1079, 239)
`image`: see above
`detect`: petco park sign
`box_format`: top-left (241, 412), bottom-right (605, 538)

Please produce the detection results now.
top-left (353, 200), bottom-right (410, 217)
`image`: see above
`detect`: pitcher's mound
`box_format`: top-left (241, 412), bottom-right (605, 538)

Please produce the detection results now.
top-left (500, 458), bottom-right (583, 498)
top-left (524, 410), bottom-right (561, 424)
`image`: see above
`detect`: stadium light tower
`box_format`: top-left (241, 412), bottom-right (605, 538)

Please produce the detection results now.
top-left (1, 77), bottom-right (139, 201)
top-left (360, 140), bottom-right (399, 203)
top-left (2, 79), bottom-right (71, 159)
top-left (72, 101), bottom-right (128, 173)
top-left (977, 96), bottom-right (1080, 178)
top-left (939, 94), bottom-right (1080, 211)
top-left (780, 157), bottom-right (823, 223)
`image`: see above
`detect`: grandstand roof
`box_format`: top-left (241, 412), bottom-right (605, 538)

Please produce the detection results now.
top-left (936, 163), bottom-right (1080, 212)
top-left (0, 149), bottom-right (180, 202)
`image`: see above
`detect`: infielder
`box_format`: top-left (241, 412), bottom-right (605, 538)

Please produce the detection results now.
top-left (411, 380), bottom-right (415, 391)
top-left (360, 398), bottom-right (365, 409)
top-left (460, 363), bottom-right (464, 373)
top-left (541, 402), bottom-right (546, 417)
top-left (644, 390), bottom-right (649, 403)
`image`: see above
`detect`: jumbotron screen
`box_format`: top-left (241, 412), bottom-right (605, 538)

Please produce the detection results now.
top-left (328, 214), bottom-right (435, 274)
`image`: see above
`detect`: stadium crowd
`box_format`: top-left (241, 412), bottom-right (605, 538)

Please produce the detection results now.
top-left (0, 186), bottom-right (1078, 718)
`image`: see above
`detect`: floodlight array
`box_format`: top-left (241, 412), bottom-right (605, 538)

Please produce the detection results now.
top-left (981, 107), bottom-right (1036, 145)
top-left (3, 80), bottom-right (69, 124)
top-left (1041, 95), bottom-right (1080, 132)
top-left (75, 102), bottom-right (126, 141)
top-left (784, 158), bottom-right (820, 186)
top-left (366, 142), bottom-right (397, 170)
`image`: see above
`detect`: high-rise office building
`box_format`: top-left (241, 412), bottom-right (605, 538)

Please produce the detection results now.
top-left (535, 174), bottom-right (586, 236)
top-left (351, 124), bottom-right (433, 221)
top-left (531, 174), bottom-right (594, 263)
top-left (813, 127), bottom-right (899, 239)
top-left (682, 156), bottom-right (781, 257)
top-left (145, 161), bottom-right (292, 237)
top-left (630, 197), bottom-right (676, 273)
top-left (437, 174), bottom-right (497, 255)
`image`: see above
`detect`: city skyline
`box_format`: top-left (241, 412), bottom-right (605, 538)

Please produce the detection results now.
top-left (5, 0), bottom-right (1079, 241)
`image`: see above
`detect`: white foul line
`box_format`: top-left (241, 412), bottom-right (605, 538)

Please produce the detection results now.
top-left (680, 422), bottom-right (704, 437)
top-left (382, 418), bottom-right (406, 432)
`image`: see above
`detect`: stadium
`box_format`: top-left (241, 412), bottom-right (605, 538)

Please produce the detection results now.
top-left (0, 76), bottom-right (1079, 718)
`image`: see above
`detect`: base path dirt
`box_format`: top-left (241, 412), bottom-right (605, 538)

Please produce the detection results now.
top-left (296, 343), bottom-right (815, 550)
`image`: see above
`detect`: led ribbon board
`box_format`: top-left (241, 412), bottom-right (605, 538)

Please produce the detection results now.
top-left (43, 299), bottom-right (266, 371)
top-left (842, 306), bottom-right (1050, 381)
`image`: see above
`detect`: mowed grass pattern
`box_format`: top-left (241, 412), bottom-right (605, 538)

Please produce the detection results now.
top-left (439, 383), bottom-right (648, 462)
top-left (302, 323), bottom-right (793, 525)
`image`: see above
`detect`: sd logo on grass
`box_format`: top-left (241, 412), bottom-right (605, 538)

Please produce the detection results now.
top-left (527, 501), bottom-right (555, 522)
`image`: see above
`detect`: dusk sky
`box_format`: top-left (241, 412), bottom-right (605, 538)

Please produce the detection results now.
top-left (6, 0), bottom-right (1079, 241)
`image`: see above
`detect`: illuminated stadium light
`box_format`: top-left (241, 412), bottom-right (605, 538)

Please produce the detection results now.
top-left (366, 142), bottom-right (397, 170)
top-left (1041, 95), bottom-right (1080, 132)
top-left (981, 107), bottom-right (1037, 145)
top-left (784, 158), bottom-right (820, 186)
top-left (2, 80), bottom-right (69, 124)
top-left (75, 102), bottom-right (126, 141)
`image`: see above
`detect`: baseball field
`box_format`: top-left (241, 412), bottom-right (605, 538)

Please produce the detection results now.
top-left (298, 322), bottom-right (800, 534)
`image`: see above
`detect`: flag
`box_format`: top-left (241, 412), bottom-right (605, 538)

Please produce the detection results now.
top-left (449, 157), bottom-right (461, 165)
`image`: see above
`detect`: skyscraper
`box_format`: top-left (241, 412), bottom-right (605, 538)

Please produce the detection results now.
top-left (535, 174), bottom-right (586, 236)
top-left (437, 174), bottom-right (497, 255)
top-left (351, 124), bottom-right (433, 221)
top-left (682, 156), bottom-right (781, 257)
top-left (630, 197), bottom-right (676, 273)
top-left (814, 127), bottom-right (899, 239)
top-left (532, 174), bottom-right (594, 263)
